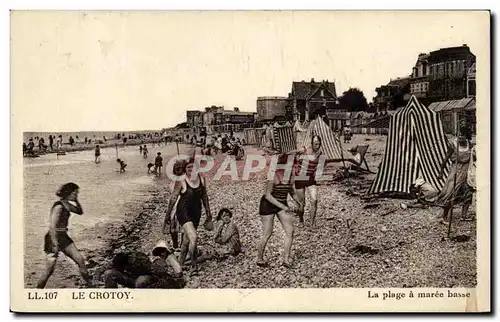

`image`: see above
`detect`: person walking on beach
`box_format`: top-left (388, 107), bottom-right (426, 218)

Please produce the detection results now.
top-left (37, 183), bottom-right (93, 288)
top-left (163, 157), bottom-right (214, 276)
top-left (39, 137), bottom-right (45, 151)
top-left (155, 152), bottom-right (163, 177)
top-left (288, 135), bottom-right (323, 227)
top-left (436, 129), bottom-right (475, 225)
top-left (164, 160), bottom-right (187, 249)
top-left (49, 135), bottom-right (54, 151)
top-left (143, 145), bottom-right (148, 159)
top-left (94, 145), bottom-right (101, 163)
top-left (27, 138), bottom-right (35, 153)
top-left (56, 135), bottom-right (62, 151)
top-left (257, 154), bottom-right (303, 268)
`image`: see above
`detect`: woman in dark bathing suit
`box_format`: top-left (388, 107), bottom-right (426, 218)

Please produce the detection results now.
top-left (37, 183), bottom-right (93, 288)
top-left (257, 154), bottom-right (303, 268)
top-left (163, 157), bottom-right (214, 275)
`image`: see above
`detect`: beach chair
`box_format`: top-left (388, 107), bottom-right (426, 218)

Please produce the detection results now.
top-left (346, 145), bottom-right (374, 174)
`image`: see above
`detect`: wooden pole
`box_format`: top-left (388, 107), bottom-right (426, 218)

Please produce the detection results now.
top-left (337, 125), bottom-right (351, 187)
top-left (447, 117), bottom-right (460, 238)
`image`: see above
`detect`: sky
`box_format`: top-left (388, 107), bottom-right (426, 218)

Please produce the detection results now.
top-left (11, 11), bottom-right (488, 131)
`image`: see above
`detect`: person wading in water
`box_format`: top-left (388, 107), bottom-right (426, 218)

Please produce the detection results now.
top-left (288, 135), bottom-right (323, 227)
top-left (37, 183), bottom-right (93, 288)
top-left (94, 145), bottom-right (101, 163)
top-left (257, 153), bottom-right (303, 268)
top-left (163, 157), bottom-right (214, 276)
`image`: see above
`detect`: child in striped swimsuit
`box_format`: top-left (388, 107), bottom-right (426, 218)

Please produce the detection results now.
top-left (257, 154), bottom-right (303, 268)
top-left (291, 135), bottom-right (323, 226)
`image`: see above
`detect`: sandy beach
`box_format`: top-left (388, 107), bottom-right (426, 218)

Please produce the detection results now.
top-left (27, 133), bottom-right (476, 289)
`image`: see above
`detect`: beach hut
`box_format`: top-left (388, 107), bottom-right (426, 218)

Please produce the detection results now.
top-left (273, 122), bottom-right (296, 153)
top-left (367, 96), bottom-right (451, 196)
top-left (293, 120), bottom-right (306, 132)
top-left (264, 124), bottom-right (275, 149)
top-left (244, 128), bottom-right (260, 145)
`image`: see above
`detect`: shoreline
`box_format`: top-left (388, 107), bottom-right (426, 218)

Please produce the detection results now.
top-left (23, 137), bottom-right (167, 156)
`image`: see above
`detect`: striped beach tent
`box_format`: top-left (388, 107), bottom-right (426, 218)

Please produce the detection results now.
top-left (273, 125), bottom-right (296, 153)
top-left (368, 96), bottom-right (451, 196)
top-left (244, 128), bottom-right (262, 145)
top-left (300, 116), bottom-right (346, 160)
top-left (263, 125), bottom-right (275, 149)
top-left (293, 120), bottom-right (306, 132)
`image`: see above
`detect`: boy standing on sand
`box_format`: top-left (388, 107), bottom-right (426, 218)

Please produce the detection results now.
top-left (155, 152), bottom-right (163, 177)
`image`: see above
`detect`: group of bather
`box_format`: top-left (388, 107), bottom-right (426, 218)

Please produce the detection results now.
top-left (35, 122), bottom-right (475, 289)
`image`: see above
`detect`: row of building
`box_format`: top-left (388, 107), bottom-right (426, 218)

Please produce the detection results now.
top-left (183, 78), bottom-right (340, 133)
top-left (373, 44), bottom-right (476, 111)
top-left (180, 44), bottom-right (476, 135)
top-left (186, 106), bottom-right (256, 127)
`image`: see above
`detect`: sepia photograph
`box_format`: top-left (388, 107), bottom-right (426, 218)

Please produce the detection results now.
top-left (10, 9), bottom-right (490, 312)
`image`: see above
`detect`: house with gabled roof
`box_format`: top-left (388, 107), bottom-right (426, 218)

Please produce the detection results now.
top-left (288, 78), bottom-right (338, 122)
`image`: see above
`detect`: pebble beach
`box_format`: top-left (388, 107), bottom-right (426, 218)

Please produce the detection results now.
top-left (24, 134), bottom-right (477, 289)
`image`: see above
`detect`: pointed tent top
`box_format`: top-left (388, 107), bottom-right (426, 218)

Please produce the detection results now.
top-left (396, 95), bottom-right (431, 116)
top-left (293, 120), bottom-right (306, 132)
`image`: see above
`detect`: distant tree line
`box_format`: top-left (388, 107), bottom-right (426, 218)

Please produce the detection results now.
top-left (337, 87), bottom-right (376, 113)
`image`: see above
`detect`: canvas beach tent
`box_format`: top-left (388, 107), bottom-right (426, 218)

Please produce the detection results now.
top-left (273, 123), bottom-right (296, 153)
top-left (293, 120), bottom-right (306, 132)
top-left (266, 124), bottom-right (276, 149)
top-left (244, 127), bottom-right (262, 145)
top-left (299, 115), bottom-right (348, 161)
top-left (367, 95), bottom-right (451, 196)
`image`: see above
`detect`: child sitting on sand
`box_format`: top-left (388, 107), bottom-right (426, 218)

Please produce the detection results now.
top-left (103, 241), bottom-right (184, 289)
top-left (214, 208), bottom-right (241, 256)
top-left (116, 159), bottom-right (127, 173)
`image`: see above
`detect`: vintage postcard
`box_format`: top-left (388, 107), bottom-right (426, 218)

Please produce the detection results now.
top-left (10, 10), bottom-right (490, 312)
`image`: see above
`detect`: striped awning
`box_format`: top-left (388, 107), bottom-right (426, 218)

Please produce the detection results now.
top-left (362, 116), bottom-right (391, 129)
top-left (428, 97), bottom-right (475, 112)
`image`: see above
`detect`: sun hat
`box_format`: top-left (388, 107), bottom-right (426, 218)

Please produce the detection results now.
top-left (56, 182), bottom-right (79, 198)
top-left (216, 208), bottom-right (233, 221)
top-left (152, 240), bottom-right (169, 256)
top-left (414, 178), bottom-right (425, 188)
